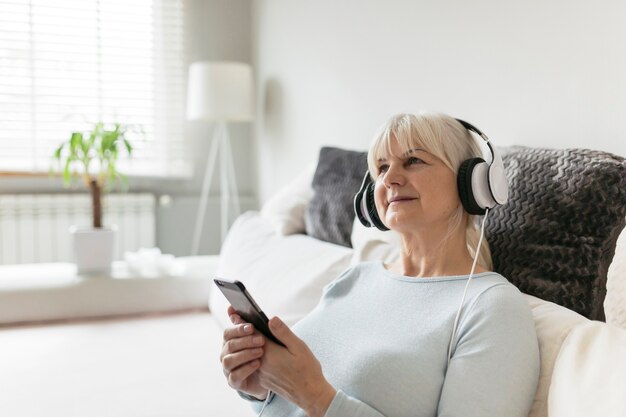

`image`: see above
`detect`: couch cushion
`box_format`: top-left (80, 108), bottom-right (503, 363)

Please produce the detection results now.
top-left (486, 147), bottom-right (626, 320)
top-left (605, 223), bottom-right (626, 329)
top-left (524, 295), bottom-right (589, 417)
top-left (304, 147), bottom-right (367, 247)
top-left (210, 211), bottom-right (353, 329)
top-left (260, 163), bottom-right (315, 235)
top-left (548, 321), bottom-right (626, 417)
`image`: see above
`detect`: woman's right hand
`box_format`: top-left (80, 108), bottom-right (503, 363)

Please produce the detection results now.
top-left (220, 305), bottom-right (268, 400)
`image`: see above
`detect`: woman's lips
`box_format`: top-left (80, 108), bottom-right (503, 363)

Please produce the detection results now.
top-left (388, 197), bottom-right (417, 205)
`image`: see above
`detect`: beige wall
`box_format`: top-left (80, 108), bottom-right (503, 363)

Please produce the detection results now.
top-left (252, 0), bottom-right (626, 202)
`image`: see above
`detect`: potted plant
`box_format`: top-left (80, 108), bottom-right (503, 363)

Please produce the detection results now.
top-left (52, 121), bottom-right (135, 274)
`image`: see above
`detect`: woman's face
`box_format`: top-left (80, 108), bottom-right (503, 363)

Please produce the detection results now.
top-left (373, 138), bottom-right (460, 233)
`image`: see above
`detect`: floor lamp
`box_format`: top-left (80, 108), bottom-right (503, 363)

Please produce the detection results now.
top-left (187, 62), bottom-right (254, 255)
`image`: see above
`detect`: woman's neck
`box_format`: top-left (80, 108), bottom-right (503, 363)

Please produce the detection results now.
top-left (388, 228), bottom-right (486, 278)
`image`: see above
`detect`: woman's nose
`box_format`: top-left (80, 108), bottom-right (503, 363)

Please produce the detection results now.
top-left (382, 164), bottom-right (404, 187)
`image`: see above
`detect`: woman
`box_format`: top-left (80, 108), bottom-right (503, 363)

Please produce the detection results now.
top-left (220, 113), bottom-right (540, 417)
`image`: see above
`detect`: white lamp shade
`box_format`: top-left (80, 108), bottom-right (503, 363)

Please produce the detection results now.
top-left (186, 61), bottom-right (255, 122)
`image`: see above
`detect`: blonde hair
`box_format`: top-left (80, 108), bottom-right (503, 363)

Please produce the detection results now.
top-left (367, 113), bottom-right (493, 270)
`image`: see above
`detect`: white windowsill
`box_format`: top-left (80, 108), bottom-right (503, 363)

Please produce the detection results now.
top-left (0, 256), bottom-right (220, 326)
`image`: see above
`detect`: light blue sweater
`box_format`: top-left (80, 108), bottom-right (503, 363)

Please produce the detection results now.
top-left (250, 261), bottom-right (540, 417)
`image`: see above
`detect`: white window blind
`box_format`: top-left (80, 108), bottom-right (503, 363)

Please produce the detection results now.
top-left (0, 0), bottom-right (190, 177)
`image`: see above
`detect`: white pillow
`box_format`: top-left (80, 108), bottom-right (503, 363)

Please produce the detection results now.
top-left (260, 163), bottom-right (315, 235)
top-left (349, 216), bottom-right (401, 266)
top-left (605, 222), bottom-right (626, 330)
top-left (548, 321), bottom-right (626, 417)
top-left (209, 211), bottom-right (353, 329)
top-left (524, 295), bottom-right (589, 417)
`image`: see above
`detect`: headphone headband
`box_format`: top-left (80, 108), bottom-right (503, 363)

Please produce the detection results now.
top-left (455, 119), bottom-right (487, 140)
top-left (455, 118), bottom-right (493, 162)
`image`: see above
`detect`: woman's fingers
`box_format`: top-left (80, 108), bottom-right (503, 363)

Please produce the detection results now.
top-left (227, 306), bottom-right (243, 325)
top-left (227, 359), bottom-right (261, 390)
top-left (223, 347), bottom-right (264, 373)
top-left (222, 333), bottom-right (265, 357)
top-left (223, 323), bottom-right (254, 343)
top-left (268, 316), bottom-right (304, 351)
top-left (221, 321), bottom-right (266, 372)
top-left (221, 307), bottom-right (268, 399)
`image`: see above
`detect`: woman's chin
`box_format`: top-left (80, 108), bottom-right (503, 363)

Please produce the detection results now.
top-left (386, 217), bottom-right (418, 232)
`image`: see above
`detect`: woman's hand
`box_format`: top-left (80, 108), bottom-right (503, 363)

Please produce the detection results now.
top-left (220, 306), bottom-right (268, 400)
top-left (257, 316), bottom-right (337, 417)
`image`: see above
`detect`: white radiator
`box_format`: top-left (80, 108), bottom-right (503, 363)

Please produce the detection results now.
top-left (0, 193), bottom-right (156, 264)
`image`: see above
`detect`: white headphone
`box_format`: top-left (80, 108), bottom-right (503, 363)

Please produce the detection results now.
top-left (454, 119), bottom-right (508, 214)
top-left (354, 118), bottom-right (508, 231)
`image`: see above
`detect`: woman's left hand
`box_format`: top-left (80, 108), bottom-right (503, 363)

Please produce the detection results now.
top-left (257, 316), bottom-right (337, 417)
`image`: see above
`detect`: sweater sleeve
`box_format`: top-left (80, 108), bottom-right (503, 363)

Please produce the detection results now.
top-left (324, 390), bottom-right (387, 417)
top-left (437, 284), bottom-right (540, 417)
top-left (238, 391), bottom-right (266, 414)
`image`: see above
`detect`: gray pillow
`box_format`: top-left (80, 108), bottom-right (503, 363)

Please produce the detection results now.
top-left (304, 147), bottom-right (367, 247)
top-left (486, 146), bottom-right (626, 321)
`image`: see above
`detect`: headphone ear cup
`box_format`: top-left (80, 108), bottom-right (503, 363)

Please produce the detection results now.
top-left (457, 158), bottom-right (487, 215)
top-left (365, 182), bottom-right (389, 231)
top-left (354, 171), bottom-right (378, 228)
top-left (354, 180), bottom-right (370, 228)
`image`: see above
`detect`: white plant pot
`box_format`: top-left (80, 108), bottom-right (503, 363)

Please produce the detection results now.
top-left (69, 225), bottom-right (117, 275)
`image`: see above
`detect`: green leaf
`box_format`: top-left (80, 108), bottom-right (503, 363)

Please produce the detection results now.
top-left (80, 132), bottom-right (90, 154)
top-left (62, 158), bottom-right (72, 185)
top-left (70, 132), bottom-right (82, 155)
top-left (102, 130), bottom-right (116, 154)
top-left (51, 120), bottom-right (140, 192)
top-left (89, 130), bottom-right (97, 148)
top-left (53, 143), bottom-right (64, 160)
top-left (123, 138), bottom-right (133, 155)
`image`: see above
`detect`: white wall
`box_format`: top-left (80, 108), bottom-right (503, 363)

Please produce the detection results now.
top-left (172, 0), bottom-right (255, 255)
top-left (252, 0), bottom-right (626, 201)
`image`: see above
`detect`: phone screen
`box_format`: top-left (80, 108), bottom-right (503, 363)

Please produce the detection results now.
top-left (214, 278), bottom-right (285, 346)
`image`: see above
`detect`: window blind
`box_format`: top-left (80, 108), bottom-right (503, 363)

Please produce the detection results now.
top-left (0, 0), bottom-right (190, 177)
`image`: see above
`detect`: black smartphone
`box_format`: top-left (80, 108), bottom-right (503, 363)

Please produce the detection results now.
top-left (213, 277), bottom-right (285, 347)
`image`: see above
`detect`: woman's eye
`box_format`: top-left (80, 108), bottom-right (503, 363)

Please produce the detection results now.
top-left (377, 164), bottom-right (389, 175)
top-left (407, 156), bottom-right (423, 165)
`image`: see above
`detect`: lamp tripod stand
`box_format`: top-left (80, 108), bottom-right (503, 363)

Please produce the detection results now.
top-left (191, 121), bottom-right (240, 256)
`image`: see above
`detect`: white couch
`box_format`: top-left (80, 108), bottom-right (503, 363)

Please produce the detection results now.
top-left (209, 210), bottom-right (626, 417)
top-left (207, 156), bottom-right (626, 416)
top-left (1, 177), bottom-right (625, 417)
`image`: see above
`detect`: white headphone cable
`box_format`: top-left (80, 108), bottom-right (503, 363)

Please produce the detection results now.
top-left (257, 390), bottom-right (273, 417)
top-left (447, 208), bottom-right (490, 365)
